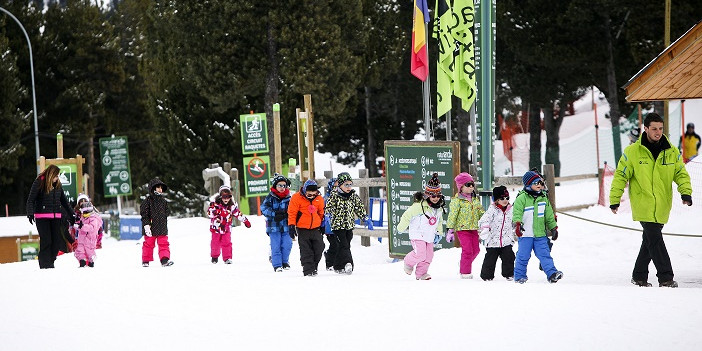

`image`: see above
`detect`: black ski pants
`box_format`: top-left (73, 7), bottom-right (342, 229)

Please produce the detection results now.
top-left (480, 245), bottom-right (515, 280)
top-left (332, 229), bottom-right (354, 271)
top-left (297, 228), bottom-right (325, 275)
top-left (324, 234), bottom-right (338, 269)
top-left (633, 222), bottom-right (674, 283)
top-left (36, 218), bottom-right (64, 269)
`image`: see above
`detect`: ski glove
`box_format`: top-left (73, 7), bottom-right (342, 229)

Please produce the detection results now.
top-left (549, 227), bottom-right (559, 241)
top-left (515, 222), bottom-right (524, 237)
top-left (144, 225), bottom-right (152, 237)
top-left (288, 225), bottom-right (297, 239)
top-left (27, 215), bottom-right (34, 225)
top-left (433, 234), bottom-right (442, 245)
top-left (682, 194), bottom-right (692, 206)
top-left (446, 229), bottom-right (455, 243)
top-left (243, 218), bottom-right (251, 228)
top-left (274, 210), bottom-right (287, 222)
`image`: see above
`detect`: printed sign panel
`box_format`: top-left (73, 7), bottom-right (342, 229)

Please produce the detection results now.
top-left (243, 155), bottom-right (271, 197)
top-left (240, 113), bottom-right (269, 155)
top-left (384, 141), bottom-right (460, 258)
top-left (56, 163), bottom-right (78, 204)
top-left (99, 136), bottom-right (133, 197)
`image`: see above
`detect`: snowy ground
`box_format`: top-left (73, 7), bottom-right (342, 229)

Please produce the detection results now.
top-left (2, 185), bottom-right (702, 351)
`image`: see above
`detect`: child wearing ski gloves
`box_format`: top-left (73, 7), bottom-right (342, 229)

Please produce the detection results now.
top-left (512, 171), bottom-right (563, 284)
top-left (260, 174), bottom-right (292, 272)
top-left (73, 200), bottom-right (103, 268)
top-left (325, 172), bottom-right (368, 275)
top-left (140, 178), bottom-right (174, 267)
top-left (445, 172), bottom-right (485, 279)
top-left (398, 173), bottom-right (445, 281)
top-left (288, 179), bottom-right (325, 277)
top-left (477, 186), bottom-right (516, 281)
top-left (208, 185), bottom-right (251, 264)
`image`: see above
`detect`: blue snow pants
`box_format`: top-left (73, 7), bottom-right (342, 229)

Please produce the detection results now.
top-left (514, 236), bottom-right (557, 281)
top-left (270, 232), bottom-right (293, 268)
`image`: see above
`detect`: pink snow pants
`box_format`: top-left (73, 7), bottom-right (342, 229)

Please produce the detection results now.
top-left (74, 235), bottom-right (97, 263)
top-left (210, 231), bottom-right (232, 260)
top-left (142, 235), bottom-right (170, 262)
top-left (404, 239), bottom-right (434, 278)
top-left (457, 230), bottom-right (480, 274)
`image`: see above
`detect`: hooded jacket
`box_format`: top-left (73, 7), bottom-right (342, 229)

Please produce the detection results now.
top-left (610, 133), bottom-right (692, 224)
top-left (446, 192), bottom-right (484, 231)
top-left (478, 203), bottom-right (516, 248)
top-left (397, 199), bottom-right (444, 243)
top-left (140, 178), bottom-right (170, 236)
top-left (260, 189), bottom-right (292, 235)
top-left (288, 181), bottom-right (325, 230)
top-left (26, 175), bottom-right (73, 220)
top-left (512, 189), bottom-right (557, 238)
top-left (326, 189), bottom-right (367, 230)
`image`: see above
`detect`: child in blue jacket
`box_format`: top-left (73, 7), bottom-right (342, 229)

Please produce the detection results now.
top-left (260, 174), bottom-right (293, 272)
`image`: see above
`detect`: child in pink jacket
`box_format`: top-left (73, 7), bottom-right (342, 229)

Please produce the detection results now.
top-left (74, 201), bottom-right (103, 267)
top-left (207, 185), bottom-right (251, 264)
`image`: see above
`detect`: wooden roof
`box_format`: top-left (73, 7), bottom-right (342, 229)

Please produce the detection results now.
top-left (623, 20), bottom-right (702, 102)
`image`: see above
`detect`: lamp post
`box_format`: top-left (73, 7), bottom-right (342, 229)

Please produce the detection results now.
top-left (0, 6), bottom-right (40, 174)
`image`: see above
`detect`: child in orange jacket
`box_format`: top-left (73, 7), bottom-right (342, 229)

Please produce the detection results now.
top-left (288, 179), bottom-right (325, 276)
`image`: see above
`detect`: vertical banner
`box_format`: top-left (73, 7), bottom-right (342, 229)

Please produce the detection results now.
top-left (384, 141), bottom-right (460, 257)
top-left (99, 136), bottom-right (133, 197)
top-left (243, 155), bottom-right (271, 197)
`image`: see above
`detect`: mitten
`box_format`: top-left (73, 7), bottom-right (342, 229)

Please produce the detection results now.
top-left (27, 215), bottom-right (34, 225)
top-left (243, 218), bottom-right (251, 228)
top-left (433, 234), bottom-right (441, 245)
top-left (446, 229), bottom-right (455, 243)
top-left (609, 204), bottom-right (620, 213)
top-left (550, 227), bottom-right (559, 241)
top-left (144, 225), bottom-right (152, 237)
top-left (682, 194), bottom-right (692, 206)
top-left (274, 210), bottom-right (287, 222)
top-left (288, 225), bottom-right (297, 239)
top-left (514, 222), bottom-right (524, 237)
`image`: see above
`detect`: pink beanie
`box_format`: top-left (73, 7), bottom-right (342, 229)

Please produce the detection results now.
top-left (454, 172), bottom-right (474, 189)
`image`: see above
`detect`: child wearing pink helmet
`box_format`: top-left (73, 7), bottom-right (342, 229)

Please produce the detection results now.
top-left (446, 172), bottom-right (485, 279)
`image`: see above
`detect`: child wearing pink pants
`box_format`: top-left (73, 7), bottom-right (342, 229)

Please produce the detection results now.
top-left (398, 173), bottom-right (446, 280)
top-left (446, 173), bottom-right (485, 279)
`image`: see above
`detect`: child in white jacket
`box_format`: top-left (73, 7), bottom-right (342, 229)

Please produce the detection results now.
top-left (477, 186), bottom-right (516, 281)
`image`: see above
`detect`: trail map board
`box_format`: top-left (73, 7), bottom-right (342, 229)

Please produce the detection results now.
top-left (384, 141), bottom-right (460, 258)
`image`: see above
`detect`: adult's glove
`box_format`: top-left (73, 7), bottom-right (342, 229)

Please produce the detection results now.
top-left (243, 218), bottom-right (251, 228)
top-left (446, 229), bottom-right (455, 243)
top-left (288, 225), bottom-right (297, 240)
top-left (28, 215), bottom-right (34, 225)
top-left (682, 194), bottom-right (692, 206)
top-left (144, 225), bottom-right (152, 237)
top-left (515, 222), bottom-right (524, 237)
top-left (274, 210), bottom-right (287, 222)
top-left (433, 234), bottom-right (442, 245)
top-left (67, 215), bottom-right (75, 226)
top-left (549, 227), bottom-right (559, 241)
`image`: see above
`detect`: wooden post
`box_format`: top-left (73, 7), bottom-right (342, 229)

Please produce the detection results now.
top-left (231, 167), bottom-right (240, 226)
top-left (304, 94), bottom-right (315, 180)
top-left (56, 133), bottom-right (63, 159)
top-left (296, 109), bottom-right (306, 180)
top-left (358, 169), bottom-right (370, 247)
top-left (273, 103), bottom-right (282, 175)
top-left (543, 164), bottom-right (556, 212)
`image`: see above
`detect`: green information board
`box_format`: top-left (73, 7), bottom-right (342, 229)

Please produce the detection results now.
top-left (19, 240), bottom-right (40, 261)
top-left (99, 136), bottom-right (133, 197)
top-left (240, 113), bottom-right (269, 155)
top-left (384, 141), bottom-right (460, 258)
top-left (56, 163), bottom-right (78, 204)
top-left (243, 155), bottom-right (271, 197)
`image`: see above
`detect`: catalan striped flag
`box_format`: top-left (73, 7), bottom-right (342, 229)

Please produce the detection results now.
top-left (411, 0), bottom-right (430, 81)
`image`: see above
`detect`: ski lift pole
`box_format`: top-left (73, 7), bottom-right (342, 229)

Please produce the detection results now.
top-left (592, 87), bottom-right (601, 171)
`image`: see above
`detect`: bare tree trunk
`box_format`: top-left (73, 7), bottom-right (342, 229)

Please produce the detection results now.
top-left (265, 22), bottom-right (280, 174)
top-left (364, 86), bottom-right (377, 177)
top-left (604, 12), bottom-right (622, 164)
top-left (528, 103), bottom-right (542, 170)
top-left (88, 137), bottom-right (95, 198)
top-left (544, 104), bottom-right (564, 177)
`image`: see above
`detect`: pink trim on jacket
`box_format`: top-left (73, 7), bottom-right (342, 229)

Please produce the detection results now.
top-left (35, 213), bottom-right (62, 219)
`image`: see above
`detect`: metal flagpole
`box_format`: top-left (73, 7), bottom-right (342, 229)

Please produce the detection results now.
top-left (424, 22), bottom-right (431, 141)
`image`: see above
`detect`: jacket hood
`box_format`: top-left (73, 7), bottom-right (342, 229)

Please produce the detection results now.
top-left (149, 178), bottom-right (168, 194)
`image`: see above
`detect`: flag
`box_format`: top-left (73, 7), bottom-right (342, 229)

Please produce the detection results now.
top-left (411, 0), bottom-right (430, 81)
top-left (451, 0), bottom-right (476, 110)
top-left (434, 0), bottom-right (452, 117)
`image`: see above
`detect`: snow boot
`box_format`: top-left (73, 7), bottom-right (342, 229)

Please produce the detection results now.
top-left (461, 274), bottom-right (473, 279)
top-left (631, 278), bottom-right (652, 287)
top-left (548, 271), bottom-right (564, 283)
top-left (211, 257), bottom-right (218, 264)
top-left (160, 257), bottom-right (174, 267)
top-left (515, 277), bottom-right (528, 284)
top-left (79, 259), bottom-right (86, 268)
top-left (282, 263), bottom-right (291, 270)
top-left (344, 263), bottom-right (353, 275)
top-left (274, 266), bottom-right (283, 272)
top-left (88, 261), bottom-right (94, 268)
top-left (404, 264), bottom-right (413, 275)
top-left (142, 262), bottom-right (149, 267)
top-left (659, 280), bottom-right (678, 288)
top-left (224, 259), bottom-right (232, 264)
top-left (416, 274), bottom-right (432, 280)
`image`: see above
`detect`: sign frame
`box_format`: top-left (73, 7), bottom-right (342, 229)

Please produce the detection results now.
top-left (240, 113), bottom-right (269, 155)
top-left (242, 155), bottom-right (271, 197)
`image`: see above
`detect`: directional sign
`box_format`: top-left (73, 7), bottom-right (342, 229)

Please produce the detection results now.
top-left (99, 136), bottom-right (133, 197)
top-left (243, 155), bottom-right (270, 197)
top-left (240, 113), bottom-right (269, 155)
top-left (57, 163), bottom-right (78, 204)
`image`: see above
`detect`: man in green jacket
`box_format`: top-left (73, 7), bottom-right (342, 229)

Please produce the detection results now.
top-left (610, 113), bottom-right (692, 288)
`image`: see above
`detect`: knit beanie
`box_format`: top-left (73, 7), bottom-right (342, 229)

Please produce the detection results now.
top-left (522, 170), bottom-right (542, 187)
top-left (271, 173), bottom-right (290, 187)
top-left (219, 184), bottom-right (232, 195)
top-left (424, 173), bottom-right (441, 197)
top-left (303, 179), bottom-right (318, 193)
top-left (336, 172), bottom-right (353, 184)
top-left (454, 172), bottom-right (474, 190)
top-left (77, 193), bottom-right (90, 204)
top-left (492, 186), bottom-right (509, 201)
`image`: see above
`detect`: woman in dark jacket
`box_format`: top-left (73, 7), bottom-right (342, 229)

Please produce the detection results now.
top-left (26, 165), bottom-right (75, 268)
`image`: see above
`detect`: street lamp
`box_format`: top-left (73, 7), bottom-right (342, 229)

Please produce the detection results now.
top-left (0, 6), bottom-right (40, 174)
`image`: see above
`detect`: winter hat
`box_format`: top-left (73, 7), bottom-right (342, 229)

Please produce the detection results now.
top-left (219, 184), bottom-right (232, 195)
top-left (303, 179), bottom-right (318, 193)
top-left (77, 193), bottom-right (90, 204)
top-left (492, 186), bottom-right (509, 201)
top-left (326, 177), bottom-right (338, 193)
top-left (424, 173), bottom-right (442, 197)
top-left (522, 170), bottom-right (542, 187)
top-left (454, 172), bottom-right (474, 189)
top-left (687, 123), bottom-right (695, 129)
top-left (271, 173), bottom-right (290, 187)
top-left (336, 172), bottom-right (353, 184)
top-left (80, 201), bottom-right (94, 213)
top-left (629, 128), bottom-right (640, 139)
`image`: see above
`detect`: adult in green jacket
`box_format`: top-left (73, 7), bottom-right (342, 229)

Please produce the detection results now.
top-left (610, 113), bottom-right (692, 288)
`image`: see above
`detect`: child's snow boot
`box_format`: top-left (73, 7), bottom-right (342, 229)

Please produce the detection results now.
top-left (548, 271), bottom-right (563, 283)
top-left (79, 259), bottom-right (86, 268)
top-left (631, 278), bottom-right (652, 287)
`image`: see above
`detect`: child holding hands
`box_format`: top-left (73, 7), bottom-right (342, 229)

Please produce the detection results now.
top-left (73, 200), bottom-right (103, 267)
top-left (477, 186), bottom-right (516, 281)
top-left (445, 173), bottom-right (485, 279)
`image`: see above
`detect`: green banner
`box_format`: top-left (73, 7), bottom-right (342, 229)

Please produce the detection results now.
top-left (384, 141), bottom-right (460, 257)
top-left (99, 136), bottom-right (133, 197)
top-left (240, 113), bottom-right (269, 155)
top-left (243, 155), bottom-right (271, 197)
